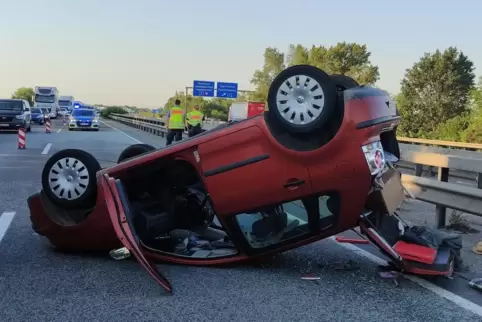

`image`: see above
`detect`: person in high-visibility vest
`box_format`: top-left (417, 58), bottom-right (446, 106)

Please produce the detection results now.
top-left (186, 105), bottom-right (205, 137)
top-left (166, 99), bottom-right (185, 146)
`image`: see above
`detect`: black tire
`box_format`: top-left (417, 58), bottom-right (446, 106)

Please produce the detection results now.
top-left (266, 65), bottom-right (337, 134)
top-left (41, 149), bottom-right (101, 209)
top-left (331, 74), bottom-right (359, 91)
top-left (117, 143), bottom-right (156, 163)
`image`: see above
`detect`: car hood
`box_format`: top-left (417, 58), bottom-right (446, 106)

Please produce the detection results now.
top-left (73, 116), bottom-right (95, 121)
top-left (32, 113), bottom-right (43, 117)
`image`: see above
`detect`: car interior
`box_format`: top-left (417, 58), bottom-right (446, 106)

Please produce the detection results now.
top-left (113, 157), bottom-right (330, 259)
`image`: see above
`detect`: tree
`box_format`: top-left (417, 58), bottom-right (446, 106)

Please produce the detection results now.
top-left (11, 87), bottom-right (34, 106)
top-left (396, 47), bottom-right (475, 137)
top-left (250, 43), bottom-right (379, 102)
top-left (299, 42), bottom-right (379, 85)
top-left (250, 47), bottom-right (286, 101)
top-left (100, 106), bottom-right (128, 118)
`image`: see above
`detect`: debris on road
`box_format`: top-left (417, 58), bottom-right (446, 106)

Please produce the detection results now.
top-left (379, 271), bottom-right (401, 286)
top-left (335, 236), bottom-right (369, 244)
top-left (472, 241), bottom-right (482, 255)
top-left (301, 274), bottom-right (321, 281)
top-left (469, 278), bottom-right (482, 292)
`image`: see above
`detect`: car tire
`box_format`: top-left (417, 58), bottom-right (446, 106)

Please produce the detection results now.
top-left (41, 149), bottom-right (101, 209)
top-left (117, 144), bottom-right (156, 163)
top-left (330, 74), bottom-right (359, 91)
top-left (266, 65), bottom-right (337, 134)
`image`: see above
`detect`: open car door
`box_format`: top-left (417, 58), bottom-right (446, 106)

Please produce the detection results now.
top-left (102, 174), bottom-right (173, 293)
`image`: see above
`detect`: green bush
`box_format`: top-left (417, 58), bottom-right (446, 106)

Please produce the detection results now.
top-left (100, 106), bottom-right (128, 118)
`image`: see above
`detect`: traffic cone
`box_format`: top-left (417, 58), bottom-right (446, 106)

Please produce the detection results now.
top-left (45, 118), bottom-right (51, 133)
top-left (18, 128), bottom-right (26, 149)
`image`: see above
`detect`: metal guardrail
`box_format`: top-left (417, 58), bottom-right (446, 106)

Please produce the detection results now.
top-left (107, 113), bottom-right (482, 228)
top-left (398, 137), bottom-right (482, 150)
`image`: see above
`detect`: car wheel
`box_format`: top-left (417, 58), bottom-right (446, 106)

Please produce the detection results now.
top-left (331, 74), bottom-right (359, 91)
top-left (266, 65), bottom-right (337, 134)
top-left (117, 144), bottom-right (156, 163)
top-left (41, 149), bottom-right (101, 209)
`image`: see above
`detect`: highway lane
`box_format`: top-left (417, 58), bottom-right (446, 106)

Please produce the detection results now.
top-left (0, 119), bottom-right (481, 322)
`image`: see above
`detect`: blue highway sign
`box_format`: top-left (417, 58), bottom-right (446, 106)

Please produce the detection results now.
top-left (193, 80), bottom-right (215, 97)
top-left (216, 82), bottom-right (238, 98)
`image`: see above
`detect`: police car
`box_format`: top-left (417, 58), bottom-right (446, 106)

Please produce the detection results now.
top-left (68, 108), bottom-right (99, 131)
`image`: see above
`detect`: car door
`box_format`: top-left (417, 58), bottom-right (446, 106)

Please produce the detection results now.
top-left (198, 125), bottom-right (312, 215)
top-left (102, 174), bottom-right (173, 293)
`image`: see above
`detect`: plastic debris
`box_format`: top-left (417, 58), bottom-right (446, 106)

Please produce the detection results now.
top-left (469, 278), bottom-right (482, 292)
top-left (301, 274), bottom-right (321, 281)
top-left (379, 271), bottom-right (401, 286)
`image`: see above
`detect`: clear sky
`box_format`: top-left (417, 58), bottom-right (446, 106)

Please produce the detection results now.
top-left (0, 0), bottom-right (480, 109)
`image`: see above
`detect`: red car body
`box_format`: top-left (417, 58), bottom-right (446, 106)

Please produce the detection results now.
top-left (28, 68), bottom-right (454, 293)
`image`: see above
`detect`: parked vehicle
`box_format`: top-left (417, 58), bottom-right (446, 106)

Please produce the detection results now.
top-left (0, 99), bottom-right (32, 132)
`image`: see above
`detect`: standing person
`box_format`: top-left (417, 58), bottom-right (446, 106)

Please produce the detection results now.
top-left (165, 99), bottom-right (185, 146)
top-left (186, 105), bottom-right (205, 137)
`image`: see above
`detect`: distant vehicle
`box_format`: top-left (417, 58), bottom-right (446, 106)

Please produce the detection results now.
top-left (59, 95), bottom-right (74, 112)
top-left (73, 101), bottom-right (83, 109)
top-left (69, 108), bottom-right (99, 131)
top-left (30, 107), bottom-right (47, 125)
top-left (58, 108), bottom-right (69, 117)
top-left (34, 86), bottom-right (59, 119)
top-left (0, 99), bottom-right (32, 132)
top-left (228, 102), bottom-right (266, 122)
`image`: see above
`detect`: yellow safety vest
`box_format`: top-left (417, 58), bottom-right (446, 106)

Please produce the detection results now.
top-left (187, 110), bottom-right (203, 126)
top-left (168, 106), bottom-right (185, 129)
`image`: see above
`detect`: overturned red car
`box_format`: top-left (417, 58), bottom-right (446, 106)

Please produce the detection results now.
top-left (28, 65), bottom-right (456, 293)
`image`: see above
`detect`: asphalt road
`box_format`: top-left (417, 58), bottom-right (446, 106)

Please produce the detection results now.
top-left (0, 119), bottom-right (481, 322)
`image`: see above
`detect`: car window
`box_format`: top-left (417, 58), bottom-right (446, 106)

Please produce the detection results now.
top-left (235, 193), bottom-right (339, 249)
top-left (31, 108), bottom-right (41, 113)
top-left (0, 100), bottom-right (23, 111)
top-left (72, 109), bottom-right (95, 117)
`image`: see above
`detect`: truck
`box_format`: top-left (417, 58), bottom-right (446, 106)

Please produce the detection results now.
top-left (58, 95), bottom-right (74, 113)
top-left (227, 102), bottom-right (266, 122)
top-left (34, 86), bottom-right (59, 119)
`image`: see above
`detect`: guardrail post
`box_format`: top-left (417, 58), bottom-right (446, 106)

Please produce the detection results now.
top-left (476, 173), bottom-right (482, 189)
top-left (435, 167), bottom-right (449, 228)
top-left (415, 164), bottom-right (423, 176)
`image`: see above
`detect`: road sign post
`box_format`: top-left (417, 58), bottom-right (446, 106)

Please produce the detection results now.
top-left (216, 82), bottom-right (238, 98)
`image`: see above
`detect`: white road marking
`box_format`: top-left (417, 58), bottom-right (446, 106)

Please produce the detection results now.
top-left (329, 236), bottom-right (482, 317)
top-left (41, 143), bottom-right (52, 155)
top-left (56, 128), bottom-right (62, 133)
top-left (100, 120), bottom-right (142, 143)
top-left (0, 212), bottom-right (16, 243)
